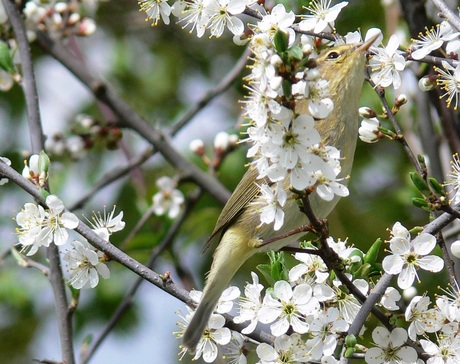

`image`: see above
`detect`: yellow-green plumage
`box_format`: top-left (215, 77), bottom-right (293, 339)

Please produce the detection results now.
top-left (182, 39), bottom-right (373, 354)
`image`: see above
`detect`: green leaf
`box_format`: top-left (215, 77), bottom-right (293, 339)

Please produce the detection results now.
top-left (38, 150), bottom-right (50, 175)
top-left (412, 197), bottom-right (430, 211)
top-left (410, 172), bottom-right (430, 196)
top-left (273, 30), bottom-right (289, 53)
top-left (428, 177), bottom-right (445, 196)
top-left (0, 41), bottom-right (15, 73)
top-left (363, 238), bottom-right (382, 264)
top-left (282, 79), bottom-right (292, 98)
top-left (257, 251), bottom-right (288, 285)
top-left (287, 45), bottom-right (303, 60)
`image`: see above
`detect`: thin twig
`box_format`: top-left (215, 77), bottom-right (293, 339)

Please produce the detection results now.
top-left (437, 233), bottom-right (459, 286)
top-left (2, 0), bottom-right (44, 151)
top-left (431, 0), bottom-right (460, 32)
top-left (367, 78), bottom-right (423, 176)
top-left (347, 273), bottom-right (394, 337)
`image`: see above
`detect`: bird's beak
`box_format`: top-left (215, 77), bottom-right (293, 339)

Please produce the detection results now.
top-left (357, 34), bottom-right (380, 53)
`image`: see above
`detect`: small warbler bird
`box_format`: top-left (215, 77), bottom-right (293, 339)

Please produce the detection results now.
top-left (183, 37), bottom-right (375, 353)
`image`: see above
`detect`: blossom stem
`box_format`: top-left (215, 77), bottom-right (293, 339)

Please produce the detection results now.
top-left (367, 77), bottom-right (423, 176)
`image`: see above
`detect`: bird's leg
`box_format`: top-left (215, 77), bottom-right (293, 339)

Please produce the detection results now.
top-left (254, 224), bottom-right (314, 249)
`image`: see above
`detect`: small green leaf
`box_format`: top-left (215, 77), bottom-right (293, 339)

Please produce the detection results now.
top-left (257, 251), bottom-right (288, 285)
top-left (273, 30), bottom-right (289, 53)
top-left (364, 238), bottom-right (382, 265)
top-left (0, 41), bottom-right (15, 73)
top-left (287, 45), bottom-right (303, 60)
top-left (282, 79), bottom-right (292, 98)
top-left (412, 197), bottom-right (430, 210)
top-left (428, 177), bottom-right (445, 196)
top-left (38, 150), bottom-right (50, 175)
top-left (410, 172), bottom-right (430, 195)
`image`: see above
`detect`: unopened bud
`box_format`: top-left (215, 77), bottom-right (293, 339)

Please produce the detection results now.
top-left (54, 2), bottom-right (68, 13)
top-left (214, 132), bottom-right (230, 153)
top-left (451, 240), bottom-right (460, 258)
top-left (270, 54), bottom-right (283, 67)
top-left (52, 12), bottom-right (63, 27)
top-left (76, 114), bottom-right (96, 129)
top-left (418, 76), bottom-right (435, 91)
top-left (228, 134), bottom-right (239, 145)
top-left (190, 139), bottom-right (205, 156)
top-left (402, 286), bottom-right (417, 300)
top-left (395, 94), bottom-right (408, 106)
top-left (68, 12), bottom-right (81, 26)
top-left (358, 117), bottom-right (381, 143)
top-left (359, 106), bottom-right (377, 118)
top-left (77, 18), bottom-right (96, 36)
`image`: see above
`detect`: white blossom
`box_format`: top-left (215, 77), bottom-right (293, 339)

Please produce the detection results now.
top-left (382, 222), bottom-right (444, 289)
top-left (365, 327), bottom-right (417, 364)
top-left (152, 176), bottom-right (184, 218)
top-left (64, 239), bottom-right (110, 289)
top-left (258, 280), bottom-right (319, 336)
top-left (369, 34), bottom-right (406, 89)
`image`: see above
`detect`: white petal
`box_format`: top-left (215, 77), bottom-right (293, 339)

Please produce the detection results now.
top-left (417, 255), bottom-right (444, 272)
top-left (412, 233), bottom-right (436, 255)
top-left (397, 266), bottom-right (416, 289)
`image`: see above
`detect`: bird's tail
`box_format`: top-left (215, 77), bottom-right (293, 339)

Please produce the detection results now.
top-left (182, 227), bottom-right (254, 354)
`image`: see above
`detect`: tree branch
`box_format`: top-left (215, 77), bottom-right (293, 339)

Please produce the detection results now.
top-left (2, 0), bottom-right (44, 151)
top-left (3, 1), bottom-right (75, 362)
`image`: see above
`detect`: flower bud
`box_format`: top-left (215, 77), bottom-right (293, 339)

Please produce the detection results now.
top-left (451, 240), bottom-right (460, 258)
top-left (270, 54), bottom-right (283, 67)
top-left (77, 18), bottom-right (96, 36)
top-left (418, 76), bottom-right (435, 91)
top-left (189, 139), bottom-right (205, 156)
top-left (359, 106), bottom-right (377, 118)
top-left (395, 94), bottom-right (408, 106)
top-left (402, 286), bottom-right (417, 300)
top-left (228, 134), bottom-right (239, 145)
top-left (68, 12), bottom-right (81, 26)
top-left (54, 2), bottom-right (68, 13)
top-left (214, 132), bottom-right (230, 153)
top-left (358, 117), bottom-right (380, 143)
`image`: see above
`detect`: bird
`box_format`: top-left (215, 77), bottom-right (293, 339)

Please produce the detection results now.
top-left (182, 36), bottom-right (376, 354)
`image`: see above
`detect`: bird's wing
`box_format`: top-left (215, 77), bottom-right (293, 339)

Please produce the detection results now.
top-left (201, 167), bottom-right (266, 254)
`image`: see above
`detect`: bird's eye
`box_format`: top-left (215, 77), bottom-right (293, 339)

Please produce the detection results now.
top-left (327, 51), bottom-right (340, 60)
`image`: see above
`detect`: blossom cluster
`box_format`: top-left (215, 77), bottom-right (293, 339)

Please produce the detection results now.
top-left (242, 4), bottom-right (353, 230)
top-left (177, 238), bottom-right (365, 363)
top-left (176, 221), bottom-right (456, 363)
top-left (0, 0), bottom-right (98, 91)
top-left (7, 153), bottom-right (126, 289)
